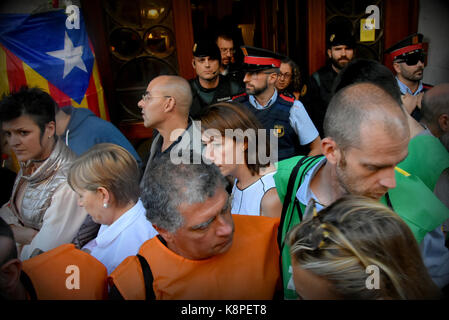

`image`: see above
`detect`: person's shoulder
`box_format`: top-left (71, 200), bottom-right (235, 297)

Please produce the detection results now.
top-left (422, 83), bottom-right (433, 91)
top-left (279, 93), bottom-right (295, 104)
top-left (311, 64), bottom-right (330, 76)
top-left (231, 91), bottom-right (249, 102)
top-left (233, 214), bottom-right (280, 233)
top-left (226, 77), bottom-right (245, 94)
top-left (108, 254), bottom-right (145, 299)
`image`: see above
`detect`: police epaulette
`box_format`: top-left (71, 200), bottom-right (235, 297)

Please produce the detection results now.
top-left (279, 94), bottom-right (295, 103)
top-left (231, 92), bottom-right (247, 100)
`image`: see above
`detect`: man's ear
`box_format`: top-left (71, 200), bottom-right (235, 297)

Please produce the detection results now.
top-left (0, 259), bottom-right (22, 294)
top-left (392, 62), bottom-right (401, 75)
top-left (192, 59), bottom-right (196, 69)
top-left (327, 49), bottom-right (332, 59)
top-left (163, 96), bottom-right (176, 113)
top-left (153, 225), bottom-right (173, 243)
top-left (321, 137), bottom-right (340, 165)
top-left (268, 72), bottom-right (278, 85)
top-left (438, 114), bottom-right (449, 132)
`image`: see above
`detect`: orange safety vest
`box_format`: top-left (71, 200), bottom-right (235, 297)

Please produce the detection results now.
top-left (22, 244), bottom-right (108, 300)
top-left (109, 215), bottom-right (280, 300)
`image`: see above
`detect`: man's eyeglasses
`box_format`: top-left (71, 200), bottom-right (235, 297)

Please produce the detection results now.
top-left (219, 48), bottom-right (235, 54)
top-left (141, 92), bottom-right (171, 102)
top-left (396, 51), bottom-right (425, 66)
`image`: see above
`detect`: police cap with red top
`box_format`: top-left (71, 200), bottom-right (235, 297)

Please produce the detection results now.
top-left (240, 46), bottom-right (285, 73)
top-left (385, 33), bottom-right (424, 61)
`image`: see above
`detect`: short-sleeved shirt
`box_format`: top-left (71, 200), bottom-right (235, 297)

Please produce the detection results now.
top-left (247, 90), bottom-right (319, 146)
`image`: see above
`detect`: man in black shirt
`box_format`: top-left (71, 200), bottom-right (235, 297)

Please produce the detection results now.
top-left (189, 39), bottom-right (244, 119)
top-left (308, 28), bottom-right (355, 136)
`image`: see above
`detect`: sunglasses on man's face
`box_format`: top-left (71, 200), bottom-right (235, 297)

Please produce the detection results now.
top-left (396, 51), bottom-right (425, 66)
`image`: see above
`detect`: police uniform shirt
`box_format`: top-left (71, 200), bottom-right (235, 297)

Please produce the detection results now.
top-left (247, 90), bottom-right (319, 146)
top-left (396, 76), bottom-right (424, 96)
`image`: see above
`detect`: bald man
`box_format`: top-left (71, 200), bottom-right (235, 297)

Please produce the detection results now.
top-left (274, 82), bottom-right (449, 299)
top-left (421, 83), bottom-right (449, 152)
top-left (137, 75), bottom-right (203, 176)
top-left (421, 84), bottom-right (449, 235)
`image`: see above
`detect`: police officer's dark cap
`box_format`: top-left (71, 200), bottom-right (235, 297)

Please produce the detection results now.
top-left (327, 28), bottom-right (356, 49)
top-left (240, 46), bottom-right (285, 73)
top-left (385, 33), bottom-right (424, 62)
top-left (192, 39), bottom-right (221, 61)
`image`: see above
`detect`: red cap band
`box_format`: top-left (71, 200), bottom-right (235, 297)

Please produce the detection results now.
top-left (390, 44), bottom-right (423, 59)
top-left (244, 56), bottom-right (281, 68)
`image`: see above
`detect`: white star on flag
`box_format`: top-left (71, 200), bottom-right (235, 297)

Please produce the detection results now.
top-left (47, 31), bottom-right (88, 79)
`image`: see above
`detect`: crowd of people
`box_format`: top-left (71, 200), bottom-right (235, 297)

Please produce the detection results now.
top-left (0, 26), bottom-right (448, 300)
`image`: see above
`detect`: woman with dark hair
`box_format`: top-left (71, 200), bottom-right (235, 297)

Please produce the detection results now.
top-left (275, 57), bottom-right (307, 101)
top-left (0, 87), bottom-right (88, 260)
top-left (201, 102), bottom-right (282, 217)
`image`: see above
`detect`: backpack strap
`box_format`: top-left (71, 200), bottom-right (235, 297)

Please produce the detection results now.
top-left (136, 254), bottom-right (156, 301)
top-left (277, 155), bottom-right (323, 250)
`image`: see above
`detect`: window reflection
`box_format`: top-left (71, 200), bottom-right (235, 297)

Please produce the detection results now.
top-left (143, 26), bottom-right (175, 58)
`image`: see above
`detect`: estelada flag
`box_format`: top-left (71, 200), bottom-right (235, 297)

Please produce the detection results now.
top-left (0, 10), bottom-right (109, 120)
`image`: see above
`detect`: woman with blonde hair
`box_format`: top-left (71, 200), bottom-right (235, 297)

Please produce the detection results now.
top-left (68, 143), bottom-right (157, 274)
top-left (288, 195), bottom-right (440, 300)
top-left (201, 102), bottom-right (282, 218)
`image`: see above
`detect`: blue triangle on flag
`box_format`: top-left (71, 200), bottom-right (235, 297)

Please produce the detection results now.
top-left (0, 10), bottom-right (94, 104)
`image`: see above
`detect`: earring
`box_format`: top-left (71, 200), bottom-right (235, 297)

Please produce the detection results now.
top-left (48, 136), bottom-right (51, 139)
top-left (103, 202), bottom-right (108, 209)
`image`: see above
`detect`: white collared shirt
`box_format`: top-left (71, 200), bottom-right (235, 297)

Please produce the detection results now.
top-left (248, 89), bottom-right (319, 145)
top-left (295, 157), bottom-right (327, 218)
top-left (82, 199), bottom-right (158, 274)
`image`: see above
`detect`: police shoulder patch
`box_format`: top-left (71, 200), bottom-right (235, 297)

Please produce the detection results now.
top-left (301, 84), bottom-right (307, 97)
top-left (273, 124), bottom-right (285, 138)
top-left (231, 92), bottom-right (248, 101)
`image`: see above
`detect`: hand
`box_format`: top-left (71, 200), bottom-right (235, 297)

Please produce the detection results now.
top-left (10, 224), bottom-right (38, 245)
top-left (416, 92), bottom-right (424, 108)
top-left (401, 93), bottom-right (423, 114)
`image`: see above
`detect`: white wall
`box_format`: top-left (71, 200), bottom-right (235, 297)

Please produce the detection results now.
top-left (418, 0), bottom-right (449, 85)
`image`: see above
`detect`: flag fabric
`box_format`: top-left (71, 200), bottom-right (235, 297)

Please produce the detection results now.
top-left (0, 10), bottom-right (108, 120)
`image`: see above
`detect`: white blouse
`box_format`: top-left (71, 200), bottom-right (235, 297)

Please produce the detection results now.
top-left (82, 199), bottom-right (158, 274)
top-left (231, 171), bottom-right (276, 216)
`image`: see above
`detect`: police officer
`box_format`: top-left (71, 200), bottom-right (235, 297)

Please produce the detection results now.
top-left (232, 46), bottom-right (321, 161)
top-left (189, 39), bottom-right (244, 119)
top-left (308, 28), bottom-right (356, 136)
top-left (385, 33), bottom-right (431, 121)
